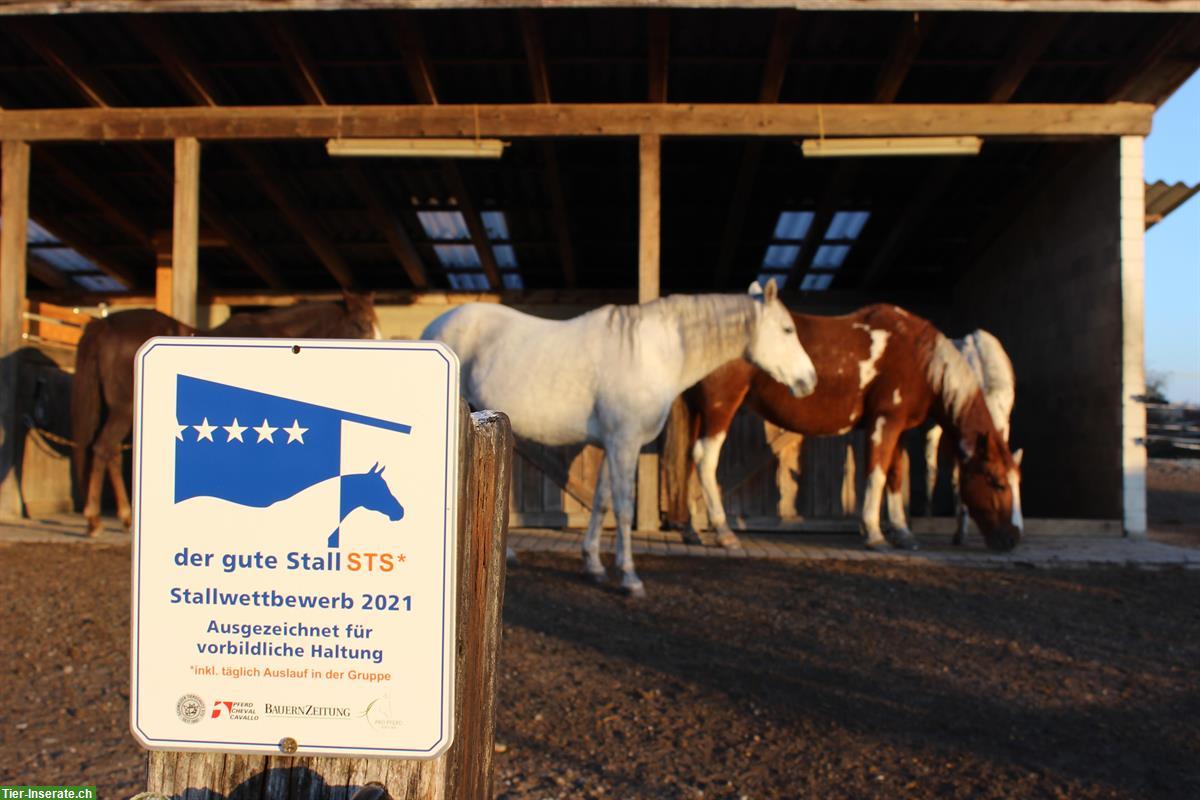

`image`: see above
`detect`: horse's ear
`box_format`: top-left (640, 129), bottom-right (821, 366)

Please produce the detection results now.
top-left (763, 278), bottom-right (779, 303)
top-left (1013, 447), bottom-right (1024, 468)
top-left (748, 280), bottom-right (764, 299)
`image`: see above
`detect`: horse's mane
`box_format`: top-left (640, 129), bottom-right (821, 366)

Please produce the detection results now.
top-left (598, 293), bottom-right (757, 376)
top-left (921, 327), bottom-right (990, 432)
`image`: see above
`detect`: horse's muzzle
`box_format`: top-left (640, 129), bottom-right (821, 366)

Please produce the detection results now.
top-left (985, 524), bottom-right (1021, 552)
top-left (789, 372), bottom-right (818, 398)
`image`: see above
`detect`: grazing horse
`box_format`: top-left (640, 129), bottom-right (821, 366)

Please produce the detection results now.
top-left (330, 463), bottom-right (405, 547)
top-left (668, 304), bottom-right (1023, 552)
top-left (923, 330), bottom-right (1021, 545)
top-left (422, 281), bottom-right (818, 596)
top-left (71, 292), bottom-right (382, 537)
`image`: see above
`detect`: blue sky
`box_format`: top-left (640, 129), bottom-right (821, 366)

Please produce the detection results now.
top-left (1145, 68), bottom-right (1200, 404)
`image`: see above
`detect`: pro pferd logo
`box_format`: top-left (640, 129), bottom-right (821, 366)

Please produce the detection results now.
top-left (132, 339), bottom-right (459, 759)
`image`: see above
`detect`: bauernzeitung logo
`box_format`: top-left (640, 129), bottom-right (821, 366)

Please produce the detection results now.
top-left (263, 703), bottom-right (352, 719)
top-left (176, 694), bottom-right (206, 724)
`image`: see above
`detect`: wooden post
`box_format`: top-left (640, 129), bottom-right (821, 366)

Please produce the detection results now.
top-left (0, 140), bottom-right (30, 520)
top-left (636, 134), bottom-right (661, 532)
top-left (145, 406), bottom-right (513, 800)
top-left (172, 137), bottom-right (200, 327)
top-left (1119, 135), bottom-right (1147, 537)
top-left (153, 232), bottom-right (173, 316)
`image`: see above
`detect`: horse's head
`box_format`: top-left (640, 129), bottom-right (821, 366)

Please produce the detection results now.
top-left (347, 463), bottom-right (405, 522)
top-left (745, 279), bottom-right (817, 398)
top-left (341, 291), bottom-right (384, 340)
top-left (958, 433), bottom-right (1023, 552)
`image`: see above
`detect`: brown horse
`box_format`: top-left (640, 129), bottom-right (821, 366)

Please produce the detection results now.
top-left (666, 304), bottom-right (1023, 552)
top-left (71, 293), bottom-right (382, 536)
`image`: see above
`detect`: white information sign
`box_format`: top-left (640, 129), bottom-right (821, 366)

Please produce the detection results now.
top-left (130, 337), bottom-right (459, 759)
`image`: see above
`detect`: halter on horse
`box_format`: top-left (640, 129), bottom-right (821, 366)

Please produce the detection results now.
top-left (666, 304), bottom-right (1023, 553)
top-left (71, 292), bottom-right (382, 537)
top-left (423, 280), bottom-right (818, 596)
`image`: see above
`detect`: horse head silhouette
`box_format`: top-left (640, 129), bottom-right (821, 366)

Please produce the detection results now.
top-left (328, 463), bottom-right (404, 547)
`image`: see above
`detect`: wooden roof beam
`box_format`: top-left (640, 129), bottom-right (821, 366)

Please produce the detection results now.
top-left (266, 15), bottom-right (429, 289)
top-left (8, 17), bottom-right (124, 110)
top-left (1105, 17), bottom-right (1197, 102)
top-left (986, 14), bottom-right (1067, 103)
top-left (713, 10), bottom-right (797, 289)
top-left (520, 11), bottom-right (577, 287)
top-left (872, 12), bottom-right (931, 104)
top-left (647, 10), bottom-right (670, 103)
top-left (396, 13), bottom-right (501, 290)
top-left (126, 16), bottom-right (353, 288)
top-left (0, 103), bottom-right (1152, 141)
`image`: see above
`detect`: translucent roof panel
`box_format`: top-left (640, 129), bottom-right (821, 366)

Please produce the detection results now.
top-left (447, 271), bottom-right (491, 291)
top-left (73, 274), bottom-right (127, 292)
top-left (800, 273), bottom-right (834, 291)
top-left (433, 243), bottom-right (482, 270)
top-left (501, 272), bottom-right (524, 290)
top-left (481, 211), bottom-right (510, 242)
top-left (36, 247), bottom-right (97, 274)
top-left (811, 244), bottom-right (851, 270)
top-left (772, 210), bottom-right (815, 241)
top-left (25, 219), bottom-right (60, 246)
top-left (417, 211), bottom-right (470, 242)
top-left (824, 210), bottom-right (871, 241)
top-left (493, 244), bottom-right (518, 270)
top-left (761, 244), bottom-right (800, 270)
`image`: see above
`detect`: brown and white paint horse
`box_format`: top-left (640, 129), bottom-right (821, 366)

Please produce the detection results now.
top-left (668, 304), bottom-right (1023, 552)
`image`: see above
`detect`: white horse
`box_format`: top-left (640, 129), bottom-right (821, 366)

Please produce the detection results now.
top-left (924, 329), bottom-right (1022, 543)
top-left (422, 280), bottom-right (817, 596)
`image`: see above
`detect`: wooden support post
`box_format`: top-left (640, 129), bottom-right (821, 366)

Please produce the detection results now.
top-left (145, 407), bottom-right (513, 799)
top-left (637, 133), bottom-right (661, 531)
top-left (0, 140), bottom-right (30, 520)
top-left (1120, 136), bottom-right (1148, 537)
top-left (638, 134), bottom-right (661, 304)
top-left (172, 137), bottom-right (200, 327)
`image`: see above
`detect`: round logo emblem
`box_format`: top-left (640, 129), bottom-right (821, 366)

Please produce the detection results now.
top-left (176, 694), bottom-right (206, 724)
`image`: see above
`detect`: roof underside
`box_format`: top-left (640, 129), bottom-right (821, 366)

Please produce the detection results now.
top-left (2, 8), bottom-right (1198, 301)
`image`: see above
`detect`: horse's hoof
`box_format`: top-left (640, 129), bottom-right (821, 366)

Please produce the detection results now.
top-left (582, 567), bottom-right (607, 584)
top-left (863, 538), bottom-right (889, 552)
top-left (119, 514), bottom-right (132, 530)
top-left (680, 525), bottom-right (704, 546)
top-left (85, 517), bottom-right (103, 538)
top-left (889, 530), bottom-right (920, 551)
top-left (716, 531), bottom-right (743, 549)
top-left (620, 578), bottom-right (646, 598)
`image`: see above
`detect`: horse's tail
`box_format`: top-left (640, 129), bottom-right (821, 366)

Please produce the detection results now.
top-left (70, 320), bottom-right (104, 508)
top-left (661, 392), bottom-right (699, 530)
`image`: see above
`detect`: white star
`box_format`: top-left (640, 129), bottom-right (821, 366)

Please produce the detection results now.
top-left (175, 420), bottom-right (188, 441)
top-left (193, 418), bottom-right (216, 442)
top-left (223, 418), bottom-right (248, 443)
top-left (284, 419), bottom-right (308, 445)
top-left (253, 419), bottom-right (277, 444)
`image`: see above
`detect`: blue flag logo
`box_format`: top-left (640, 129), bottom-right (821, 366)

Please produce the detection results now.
top-left (174, 375), bottom-right (412, 546)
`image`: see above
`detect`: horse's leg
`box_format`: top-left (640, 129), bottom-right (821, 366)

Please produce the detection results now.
top-left (694, 432), bottom-right (740, 548)
top-left (580, 454), bottom-right (613, 583)
top-left (607, 439), bottom-right (644, 597)
top-left (924, 425), bottom-right (942, 517)
top-left (106, 455), bottom-right (132, 529)
top-left (84, 407), bottom-right (132, 537)
top-left (862, 416), bottom-right (903, 551)
top-left (952, 460), bottom-right (970, 546)
top-left (885, 446), bottom-right (919, 551)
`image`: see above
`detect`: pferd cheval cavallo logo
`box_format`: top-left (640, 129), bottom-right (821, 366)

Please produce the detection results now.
top-left (173, 374), bottom-right (411, 548)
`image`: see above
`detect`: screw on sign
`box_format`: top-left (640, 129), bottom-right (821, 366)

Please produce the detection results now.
top-left (130, 337), bottom-right (512, 800)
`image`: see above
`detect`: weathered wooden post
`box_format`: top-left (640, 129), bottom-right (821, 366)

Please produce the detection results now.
top-left (142, 404), bottom-right (512, 800)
